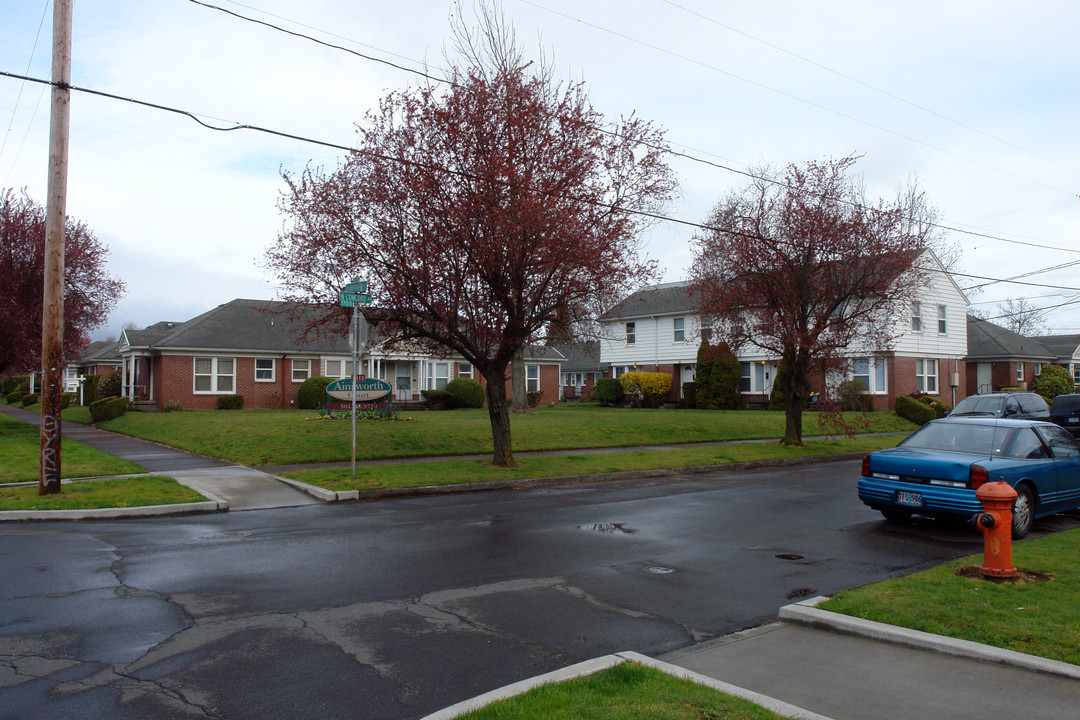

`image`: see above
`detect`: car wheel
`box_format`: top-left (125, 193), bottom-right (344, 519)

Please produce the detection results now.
top-left (1012, 485), bottom-right (1035, 539)
top-left (881, 509), bottom-right (912, 523)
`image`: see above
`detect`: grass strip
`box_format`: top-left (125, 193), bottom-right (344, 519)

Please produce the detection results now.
top-left (0, 476), bottom-right (205, 511)
top-left (283, 436), bottom-right (899, 491)
top-left (102, 405), bottom-right (914, 466)
top-left (819, 528), bottom-right (1080, 665)
top-left (0, 413), bottom-right (144, 483)
top-left (454, 661), bottom-right (791, 720)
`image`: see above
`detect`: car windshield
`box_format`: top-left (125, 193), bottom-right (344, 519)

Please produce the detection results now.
top-left (1053, 396), bottom-right (1080, 412)
top-left (901, 422), bottom-right (1013, 455)
top-left (951, 396), bottom-right (1005, 415)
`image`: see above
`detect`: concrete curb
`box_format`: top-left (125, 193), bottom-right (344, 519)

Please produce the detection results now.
top-left (0, 499), bottom-right (227, 522)
top-left (779, 596), bottom-right (1080, 681)
top-left (294, 452), bottom-right (870, 503)
top-left (419, 650), bottom-right (833, 720)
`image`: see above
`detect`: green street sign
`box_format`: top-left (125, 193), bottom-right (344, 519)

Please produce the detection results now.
top-left (339, 291), bottom-right (372, 307)
top-left (344, 279), bottom-right (368, 293)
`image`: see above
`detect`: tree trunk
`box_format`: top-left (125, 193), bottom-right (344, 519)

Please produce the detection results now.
top-left (510, 345), bottom-right (526, 413)
top-left (484, 367), bottom-right (515, 467)
top-left (781, 353), bottom-right (809, 446)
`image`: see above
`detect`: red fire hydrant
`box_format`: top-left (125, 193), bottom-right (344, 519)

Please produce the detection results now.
top-left (974, 481), bottom-right (1018, 578)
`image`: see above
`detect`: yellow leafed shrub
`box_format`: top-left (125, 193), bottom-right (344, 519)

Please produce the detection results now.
top-left (619, 372), bottom-right (672, 408)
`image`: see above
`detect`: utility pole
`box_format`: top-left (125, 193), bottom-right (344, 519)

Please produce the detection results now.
top-left (40, 0), bottom-right (73, 495)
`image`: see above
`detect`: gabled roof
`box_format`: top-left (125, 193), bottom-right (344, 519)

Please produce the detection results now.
top-left (1036, 334), bottom-right (1080, 363)
top-left (551, 341), bottom-right (601, 372)
top-left (966, 316), bottom-right (1055, 361)
top-left (79, 339), bottom-right (121, 364)
top-left (601, 282), bottom-right (695, 320)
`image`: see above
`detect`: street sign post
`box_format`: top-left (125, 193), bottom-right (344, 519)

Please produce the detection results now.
top-left (340, 280), bottom-right (373, 484)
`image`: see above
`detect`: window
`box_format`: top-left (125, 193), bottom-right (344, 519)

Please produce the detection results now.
top-left (323, 359), bottom-right (355, 379)
top-left (1034, 363), bottom-right (1042, 377)
top-left (740, 363), bottom-right (752, 393)
top-left (458, 362), bottom-right (472, 378)
top-left (526, 364), bottom-right (540, 392)
top-left (851, 358), bottom-right (887, 394)
top-left (292, 359), bottom-right (310, 382)
top-left (1074, 364), bottom-right (1080, 385)
top-left (915, 358), bottom-right (937, 393)
top-left (911, 302), bottom-right (922, 332)
top-left (937, 305), bottom-right (947, 334)
top-left (427, 362), bottom-right (449, 390)
top-left (625, 322), bottom-right (636, 345)
top-left (1017, 362), bottom-right (1025, 383)
top-left (194, 357), bottom-right (235, 394)
top-left (673, 317), bottom-right (685, 343)
top-left (255, 358), bottom-right (274, 382)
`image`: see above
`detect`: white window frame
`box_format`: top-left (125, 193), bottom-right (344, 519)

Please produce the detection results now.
top-left (255, 358), bottom-right (275, 382)
top-left (937, 305), bottom-right (948, 334)
top-left (851, 357), bottom-right (888, 394)
top-left (426, 361), bottom-right (449, 391)
top-left (292, 359), bottom-right (310, 383)
top-left (1034, 363), bottom-right (1042, 377)
top-left (911, 302), bottom-right (923, 333)
top-left (1017, 362), bottom-right (1025, 383)
top-left (625, 322), bottom-right (636, 345)
top-left (916, 358), bottom-right (938, 394)
top-left (194, 356), bottom-right (235, 394)
top-left (458, 362), bottom-right (472, 379)
top-left (673, 317), bottom-right (685, 343)
top-left (526, 364), bottom-right (540, 392)
top-left (322, 358), bottom-right (355, 380)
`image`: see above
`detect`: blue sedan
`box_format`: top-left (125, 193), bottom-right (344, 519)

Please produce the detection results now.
top-left (858, 417), bottom-right (1080, 538)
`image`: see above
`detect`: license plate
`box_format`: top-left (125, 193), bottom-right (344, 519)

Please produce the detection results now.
top-left (896, 490), bottom-right (922, 507)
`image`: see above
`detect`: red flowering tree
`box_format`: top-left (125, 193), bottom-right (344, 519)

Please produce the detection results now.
top-left (0, 189), bottom-right (125, 376)
top-left (267, 20), bottom-right (675, 466)
top-left (689, 156), bottom-right (930, 445)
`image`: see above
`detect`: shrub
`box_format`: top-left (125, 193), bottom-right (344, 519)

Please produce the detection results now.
top-left (445, 377), bottom-right (485, 408)
top-left (620, 371), bottom-right (672, 408)
top-left (297, 375), bottom-right (333, 409)
top-left (2, 375), bottom-right (28, 394)
top-left (769, 364), bottom-right (809, 411)
top-left (61, 392), bottom-right (75, 409)
top-left (21, 393), bottom-right (39, 407)
top-left (682, 381), bottom-right (696, 409)
top-left (593, 378), bottom-right (624, 406)
top-left (695, 339), bottom-right (740, 410)
top-left (83, 373), bottom-right (101, 404)
top-left (162, 401), bottom-right (183, 412)
top-left (98, 372), bottom-right (122, 399)
top-left (217, 394), bottom-right (244, 410)
top-left (526, 390), bottom-right (543, 408)
top-left (90, 396), bottom-right (128, 423)
top-left (837, 380), bottom-right (872, 412)
top-left (6, 390), bottom-right (24, 405)
top-left (914, 394), bottom-right (951, 418)
top-left (895, 394), bottom-right (935, 426)
top-left (421, 389), bottom-right (457, 410)
top-left (1034, 364), bottom-right (1074, 403)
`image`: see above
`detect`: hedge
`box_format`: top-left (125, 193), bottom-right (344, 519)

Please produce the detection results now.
top-left (620, 371), bottom-right (672, 408)
top-left (90, 396), bottom-right (128, 423)
top-left (98, 372), bottom-right (122, 399)
top-left (895, 394), bottom-right (936, 426)
top-left (593, 378), bottom-right (624, 406)
top-left (421, 389), bottom-right (457, 410)
top-left (217, 394), bottom-right (244, 410)
top-left (446, 377), bottom-right (485, 408)
top-left (298, 375), bottom-right (333, 409)
top-left (21, 393), bottom-right (39, 407)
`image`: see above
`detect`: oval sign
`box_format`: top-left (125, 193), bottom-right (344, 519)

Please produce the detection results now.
top-left (326, 377), bottom-right (392, 402)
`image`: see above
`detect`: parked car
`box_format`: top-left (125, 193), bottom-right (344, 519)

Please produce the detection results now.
top-left (948, 391), bottom-right (1049, 421)
top-left (1050, 393), bottom-right (1080, 437)
top-left (858, 417), bottom-right (1080, 538)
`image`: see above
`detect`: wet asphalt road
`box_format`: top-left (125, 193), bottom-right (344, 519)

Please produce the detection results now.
top-left (4, 459), bottom-right (1072, 720)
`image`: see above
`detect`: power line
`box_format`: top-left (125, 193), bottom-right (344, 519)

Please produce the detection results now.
top-left (0, 0), bottom-right (50, 183)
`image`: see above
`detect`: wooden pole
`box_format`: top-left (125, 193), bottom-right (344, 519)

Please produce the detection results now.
top-left (40, 0), bottom-right (73, 495)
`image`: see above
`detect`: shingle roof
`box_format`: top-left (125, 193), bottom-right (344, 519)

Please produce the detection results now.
top-left (601, 282), bottom-right (695, 320)
top-left (1036, 334), bottom-right (1080, 363)
top-left (966, 316), bottom-right (1055, 360)
top-left (79, 340), bottom-right (121, 364)
top-left (551, 341), bottom-right (601, 372)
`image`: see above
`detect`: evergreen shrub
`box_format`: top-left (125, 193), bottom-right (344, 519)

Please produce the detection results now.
top-left (593, 377), bottom-right (624, 406)
top-left (895, 395), bottom-right (935, 426)
top-left (90, 396), bottom-right (128, 422)
top-left (217, 394), bottom-right (244, 410)
top-left (445, 377), bottom-right (485, 408)
top-left (297, 375), bottom-right (333, 409)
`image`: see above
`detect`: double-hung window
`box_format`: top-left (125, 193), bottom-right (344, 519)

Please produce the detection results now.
top-left (323, 359), bottom-right (355, 379)
top-left (916, 359), bottom-right (937, 393)
top-left (851, 358), bottom-right (887, 393)
top-left (292, 359), bottom-right (310, 383)
top-left (458, 362), bottom-right (472, 378)
top-left (1017, 362), bottom-right (1025, 383)
top-left (937, 305), bottom-right (948, 334)
top-left (526, 365), bottom-right (540, 392)
top-left (255, 358), bottom-right (274, 382)
top-left (194, 357), bottom-right (235, 394)
top-left (740, 363), bottom-right (752, 393)
top-left (625, 322), bottom-right (636, 345)
top-left (911, 302), bottom-right (923, 332)
top-left (426, 362), bottom-right (449, 390)
top-left (673, 317), bottom-right (685, 343)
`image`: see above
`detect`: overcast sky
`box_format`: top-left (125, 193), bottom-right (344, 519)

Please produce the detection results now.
top-left (3, 0), bottom-right (1079, 341)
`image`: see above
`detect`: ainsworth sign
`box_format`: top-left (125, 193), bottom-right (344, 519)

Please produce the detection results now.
top-left (326, 377), bottom-right (392, 402)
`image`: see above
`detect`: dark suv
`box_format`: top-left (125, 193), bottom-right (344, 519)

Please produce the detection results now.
top-left (949, 392), bottom-right (1050, 420)
top-left (1050, 393), bottom-right (1080, 436)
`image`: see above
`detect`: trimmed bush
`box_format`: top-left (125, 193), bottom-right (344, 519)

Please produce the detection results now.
top-left (526, 390), bottom-right (543, 408)
top-left (593, 377), bottom-right (624, 406)
top-left (21, 393), bottom-right (39, 407)
top-left (2, 375), bottom-right (28, 394)
top-left (1034, 364), bottom-right (1074, 403)
top-left (217, 394), bottom-right (244, 410)
top-left (895, 394), bottom-right (935, 426)
top-left (61, 392), bottom-right (75, 409)
top-left (6, 390), bottom-right (24, 405)
top-left (297, 375), bottom-right (333, 409)
top-left (837, 380), bottom-right (872, 412)
top-left (421, 389), bottom-right (457, 410)
top-left (682, 381), bottom-right (696, 409)
top-left (90, 396), bottom-right (128, 423)
top-left (620, 371), bottom-right (672, 408)
top-left (916, 394), bottom-right (951, 418)
top-left (445, 377), bottom-right (485, 408)
top-left (98, 372), bottom-right (122, 399)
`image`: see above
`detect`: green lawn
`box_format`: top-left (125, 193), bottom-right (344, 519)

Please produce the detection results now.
top-left (455, 661), bottom-right (791, 720)
top-left (101, 405), bottom-right (914, 466)
top-left (0, 413), bottom-right (145, 483)
top-left (287, 435), bottom-right (901, 491)
top-left (820, 528), bottom-right (1080, 665)
top-left (0, 476), bottom-right (205, 510)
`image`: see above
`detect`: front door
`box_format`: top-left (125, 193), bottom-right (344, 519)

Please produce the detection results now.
top-left (395, 365), bottom-right (411, 402)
